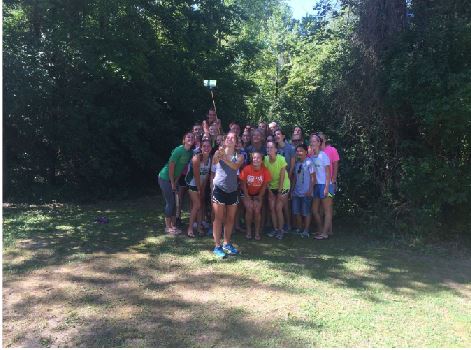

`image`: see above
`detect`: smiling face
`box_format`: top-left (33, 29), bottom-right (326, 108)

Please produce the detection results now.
top-left (184, 133), bottom-right (195, 147)
top-left (201, 140), bottom-right (212, 154)
top-left (296, 145), bottom-right (307, 161)
top-left (230, 124), bottom-right (240, 136)
top-left (192, 125), bottom-right (202, 136)
top-left (242, 132), bottom-right (251, 144)
top-left (266, 141), bottom-right (277, 157)
top-left (252, 130), bottom-right (261, 144)
top-left (209, 124), bottom-right (217, 136)
top-left (310, 134), bottom-right (321, 152)
top-left (274, 130), bottom-right (284, 143)
top-left (216, 134), bottom-right (224, 145)
top-left (294, 127), bottom-right (302, 135)
top-left (252, 152), bottom-right (262, 168)
top-left (224, 132), bottom-right (237, 148)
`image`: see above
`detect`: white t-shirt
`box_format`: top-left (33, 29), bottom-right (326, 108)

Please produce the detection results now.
top-left (310, 151), bottom-right (331, 185)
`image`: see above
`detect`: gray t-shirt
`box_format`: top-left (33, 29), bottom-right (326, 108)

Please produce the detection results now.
top-left (293, 158), bottom-right (315, 197)
top-left (277, 143), bottom-right (295, 172)
top-left (213, 158), bottom-right (239, 193)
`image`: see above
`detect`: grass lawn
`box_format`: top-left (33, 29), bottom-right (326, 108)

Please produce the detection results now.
top-left (3, 195), bottom-right (471, 347)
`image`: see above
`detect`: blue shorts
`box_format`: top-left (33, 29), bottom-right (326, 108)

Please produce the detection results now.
top-left (292, 196), bottom-right (312, 216)
top-left (313, 184), bottom-right (326, 199)
top-left (313, 184), bottom-right (335, 199)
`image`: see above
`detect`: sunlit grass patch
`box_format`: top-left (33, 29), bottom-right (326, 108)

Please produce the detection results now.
top-left (3, 195), bottom-right (471, 347)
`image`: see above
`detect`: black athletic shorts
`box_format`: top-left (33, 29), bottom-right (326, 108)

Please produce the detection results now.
top-left (270, 189), bottom-right (289, 196)
top-left (212, 186), bottom-right (239, 206)
top-left (178, 175), bottom-right (187, 187)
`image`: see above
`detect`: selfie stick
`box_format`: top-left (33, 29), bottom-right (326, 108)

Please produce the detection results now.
top-left (204, 80), bottom-right (217, 113)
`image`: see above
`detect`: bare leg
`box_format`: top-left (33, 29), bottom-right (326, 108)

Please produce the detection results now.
top-left (295, 214), bottom-right (302, 230)
top-left (276, 194), bottom-right (288, 231)
top-left (212, 203), bottom-right (225, 247)
top-left (268, 191), bottom-right (278, 230)
top-left (223, 204), bottom-right (238, 245)
top-left (187, 191), bottom-right (200, 236)
top-left (322, 197), bottom-right (332, 236)
top-left (312, 199), bottom-right (322, 234)
top-left (253, 199), bottom-right (262, 239)
top-left (243, 197), bottom-right (254, 238)
top-left (304, 215), bottom-right (312, 232)
top-left (282, 197), bottom-right (291, 230)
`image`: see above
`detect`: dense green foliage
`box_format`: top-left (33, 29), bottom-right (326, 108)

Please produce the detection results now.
top-left (4, 0), bottom-right (471, 235)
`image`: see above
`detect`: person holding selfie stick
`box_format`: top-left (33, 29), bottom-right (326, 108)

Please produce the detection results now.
top-left (211, 132), bottom-right (244, 258)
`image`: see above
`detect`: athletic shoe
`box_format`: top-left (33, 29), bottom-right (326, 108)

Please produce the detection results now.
top-left (222, 243), bottom-right (240, 255)
top-left (267, 229), bottom-right (278, 238)
top-left (301, 230), bottom-right (310, 238)
top-left (213, 246), bottom-right (227, 258)
top-left (276, 230), bottom-right (284, 240)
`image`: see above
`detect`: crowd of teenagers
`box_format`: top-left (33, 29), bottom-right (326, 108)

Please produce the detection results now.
top-left (157, 108), bottom-right (340, 258)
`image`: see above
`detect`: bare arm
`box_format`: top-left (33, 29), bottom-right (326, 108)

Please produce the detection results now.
top-left (241, 180), bottom-right (249, 198)
top-left (288, 155), bottom-right (295, 179)
top-left (332, 160), bottom-right (339, 189)
top-left (278, 166), bottom-right (287, 192)
top-left (307, 173), bottom-right (315, 197)
top-left (192, 155), bottom-right (201, 192)
top-left (324, 165), bottom-right (331, 196)
top-left (169, 161), bottom-right (176, 191)
top-left (220, 154), bottom-right (244, 171)
top-left (258, 182), bottom-right (268, 200)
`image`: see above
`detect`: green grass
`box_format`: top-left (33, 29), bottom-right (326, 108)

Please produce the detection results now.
top-left (3, 195), bottom-right (471, 347)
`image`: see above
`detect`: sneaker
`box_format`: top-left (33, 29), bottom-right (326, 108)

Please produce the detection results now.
top-left (267, 229), bottom-right (278, 238)
top-left (301, 230), bottom-right (310, 238)
top-left (294, 228), bottom-right (303, 236)
top-left (213, 246), bottom-right (227, 258)
top-left (222, 243), bottom-right (240, 255)
top-left (276, 230), bottom-right (284, 240)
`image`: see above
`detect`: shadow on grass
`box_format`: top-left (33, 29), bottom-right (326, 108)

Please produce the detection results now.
top-left (3, 197), bottom-right (162, 274)
top-left (5, 256), bottom-right (317, 347)
top-left (3, 195), bottom-right (471, 306)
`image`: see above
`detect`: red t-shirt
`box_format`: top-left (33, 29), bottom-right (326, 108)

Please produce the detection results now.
top-left (239, 165), bottom-right (272, 196)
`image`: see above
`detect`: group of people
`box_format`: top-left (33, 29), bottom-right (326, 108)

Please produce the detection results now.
top-left (157, 108), bottom-right (340, 258)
